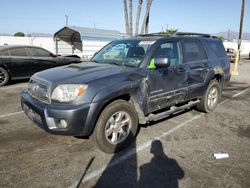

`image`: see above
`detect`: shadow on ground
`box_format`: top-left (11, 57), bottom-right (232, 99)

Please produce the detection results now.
top-left (80, 140), bottom-right (184, 188)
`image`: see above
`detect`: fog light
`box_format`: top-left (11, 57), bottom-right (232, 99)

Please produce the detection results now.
top-left (59, 119), bottom-right (68, 128)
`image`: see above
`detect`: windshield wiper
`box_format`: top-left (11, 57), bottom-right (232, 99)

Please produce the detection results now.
top-left (103, 61), bottom-right (123, 66)
top-left (91, 59), bottom-right (100, 63)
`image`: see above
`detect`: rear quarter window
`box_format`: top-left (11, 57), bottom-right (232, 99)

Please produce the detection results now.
top-left (0, 50), bottom-right (10, 56)
top-left (9, 48), bottom-right (28, 57)
top-left (207, 40), bottom-right (226, 58)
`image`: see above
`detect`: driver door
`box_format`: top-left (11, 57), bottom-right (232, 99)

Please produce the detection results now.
top-left (147, 41), bottom-right (188, 113)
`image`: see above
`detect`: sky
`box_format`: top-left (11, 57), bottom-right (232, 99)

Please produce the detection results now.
top-left (0, 0), bottom-right (249, 35)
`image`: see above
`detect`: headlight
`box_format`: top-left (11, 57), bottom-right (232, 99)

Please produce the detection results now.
top-left (51, 84), bottom-right (88, 102)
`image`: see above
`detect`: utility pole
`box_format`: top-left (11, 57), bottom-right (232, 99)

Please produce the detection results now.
top-left (232, 0), bottom-right (245, 76)
top-left (65, 15), bottom-right (69, 26)
top-left (228, 28), bottom-right (230, 41)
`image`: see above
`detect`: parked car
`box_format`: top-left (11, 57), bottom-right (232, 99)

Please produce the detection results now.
top-left (0, 45), bottom-right (81, 86)
top-left (21, 33), bottom-right (231, 153)
top-left (226, 48), bottom-right (236, 63)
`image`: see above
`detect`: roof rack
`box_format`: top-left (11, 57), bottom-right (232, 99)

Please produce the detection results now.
top-left (137, 32), bottom-right (219, 39)
top-left (136, 33), bottom-right (166, 37)
top-left (175, 32), bottom-right (211, 38)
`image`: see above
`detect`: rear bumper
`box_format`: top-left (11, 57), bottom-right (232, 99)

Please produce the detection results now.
top-left (21, 91), bottom-right (101, 136)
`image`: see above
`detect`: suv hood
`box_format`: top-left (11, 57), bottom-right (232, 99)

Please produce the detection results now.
top-left (32, 62), bottom-right (134, 85)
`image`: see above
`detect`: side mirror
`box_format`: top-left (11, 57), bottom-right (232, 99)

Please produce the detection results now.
top-left (50, 53), bottom-right (57, 57)
top-left (155, 57), bottom-right (170, 68)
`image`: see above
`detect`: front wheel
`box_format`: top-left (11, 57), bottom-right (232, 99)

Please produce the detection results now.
top-left (94, 100), bottom-right (138, 153)
top-left (197, 80), bottom-right (221, 113)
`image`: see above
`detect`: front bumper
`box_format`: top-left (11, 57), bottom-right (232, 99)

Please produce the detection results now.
top-left (21, 91), bottom-right (100, 136)
top-left (222, 73), bottom-right (231, 88)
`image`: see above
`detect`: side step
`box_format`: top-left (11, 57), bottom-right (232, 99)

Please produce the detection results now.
top-left (146, 99), bottom-right (200, 122)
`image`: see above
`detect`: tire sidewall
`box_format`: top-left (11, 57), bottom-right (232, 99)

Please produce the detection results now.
top-left (94, 100), bottom-right (138, 153)
top-left (204, 81), bottom-right (221, 112)
top-left (0, 67), bottom-right (9, 87)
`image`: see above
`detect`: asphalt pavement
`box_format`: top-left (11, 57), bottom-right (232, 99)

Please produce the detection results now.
top-left (0, 60), bottom-right (250, 188)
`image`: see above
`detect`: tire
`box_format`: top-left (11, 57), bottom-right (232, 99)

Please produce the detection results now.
top-left (197, 80), bottom-right (221, 113)
top-left (0, 67), bottom-right (9, 87)
top-left (94, 100), bottom-right (138, 153)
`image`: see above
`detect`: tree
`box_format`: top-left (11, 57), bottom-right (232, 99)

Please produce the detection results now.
top-left (123, 0), bottom-right (130, 35)
top-left (160, 28), bottom-right (178, 36)
top-left (218, 36), bottom-right (225, 41)
top-left (128, 0), bottom-right (133, 36)
top-left (135, 0), bottom-right (143, 36)
top-left (123, 0), bottom-right (153, 36)
top-left (14, 32), bottom-right (25, 37)
top-left (140, 0), bottom-right (153, 35)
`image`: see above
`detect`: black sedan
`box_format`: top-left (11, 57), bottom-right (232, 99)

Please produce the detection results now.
top-left (0, 45), bottom-right (81, 86)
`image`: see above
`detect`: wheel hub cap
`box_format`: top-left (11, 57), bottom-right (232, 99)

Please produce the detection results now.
top-left (207, 87), bottom-right (218, 108)
top-left (105, 111), bottom-right (132, 144)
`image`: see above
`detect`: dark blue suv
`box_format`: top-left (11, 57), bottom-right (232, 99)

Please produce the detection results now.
top-left (21, 33), bottom-right (231, 153)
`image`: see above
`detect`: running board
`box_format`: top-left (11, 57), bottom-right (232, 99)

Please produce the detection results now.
top-left (146, 99), bottom-right (200, 122)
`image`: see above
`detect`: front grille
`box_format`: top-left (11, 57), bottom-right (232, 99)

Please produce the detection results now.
top-left (28, 80), bottom-right (49, 103)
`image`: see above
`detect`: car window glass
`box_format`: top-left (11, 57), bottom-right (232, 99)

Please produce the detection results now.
top-left (207, 40), bottom-right (226, 58)
top-left (0, 49), bottom-right (10, 57)
top-left (182, 41), bottom-right (207, 63)
top-left (154, 41), bottom-right (182, 66)
top-left (29, 48), bottom-right (51, 57)
top-left (9, 48), bottom-right (28, 57)
top-left (92, 40), bottom-right (154, 67)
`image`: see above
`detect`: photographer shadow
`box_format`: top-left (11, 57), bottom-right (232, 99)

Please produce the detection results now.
top-left (93, 139), bottom-right (184, 188)
top-left (138, 140), bottom-right (184, 188)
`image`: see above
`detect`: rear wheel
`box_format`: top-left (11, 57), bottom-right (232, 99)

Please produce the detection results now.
top-left (94, 100), bottom-right (138, 153)
top-left (0, 67), bottom-right (9, 87)
top-left (197, 80), bottom-right (221, 113)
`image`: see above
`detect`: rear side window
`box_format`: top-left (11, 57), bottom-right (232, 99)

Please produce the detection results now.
top-left (207, 40), bottom-right (226, 58)
top-left (9, 48), bottom-right (28, 57)
top-left (28, 48), bottom-right (51, 57)
top-left (0, 50), bottom-right (10, 56)
top-left (182, 41), bottom-right (207, 63)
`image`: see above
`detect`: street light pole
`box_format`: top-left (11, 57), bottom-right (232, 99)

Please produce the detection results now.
top-left (232, 0), bottom-right (245, 76)
top-left (65, 15), bottom-right (69, 26)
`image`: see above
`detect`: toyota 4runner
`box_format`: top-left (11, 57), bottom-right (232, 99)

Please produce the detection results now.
top-left (21, 32), bottom-right (231, 153)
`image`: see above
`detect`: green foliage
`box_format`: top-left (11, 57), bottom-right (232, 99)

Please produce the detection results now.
top-left (160, 28), bottom-right (178, 36)
top-left (218, 36), bottom-right (225, 41)
top-left (14, 32), bottom-right (25, 37)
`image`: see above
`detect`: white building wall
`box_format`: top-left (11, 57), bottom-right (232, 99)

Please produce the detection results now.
top-left (81, 40), bottom-right (109, 60)
top-left (0, 36), bottom-right (110, 60)
top-left (0, 36), bottom-right (55, 53)
top-left (223, 41), bottom-right (250, 55)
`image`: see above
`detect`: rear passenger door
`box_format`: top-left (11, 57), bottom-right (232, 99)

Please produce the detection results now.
top-left (181, 40), bottom-right (209, 99)
top-left (8, 47), bottom-right (34, 78)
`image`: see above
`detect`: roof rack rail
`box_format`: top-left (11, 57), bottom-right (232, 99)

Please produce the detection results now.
top-left (136, 33), bottom-right (166, 37)
top-left (175, 32), bottom-right (211, 38)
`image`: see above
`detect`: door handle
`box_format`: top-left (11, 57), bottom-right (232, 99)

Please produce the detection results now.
top-left (177, 67), bottom-right (185, 73)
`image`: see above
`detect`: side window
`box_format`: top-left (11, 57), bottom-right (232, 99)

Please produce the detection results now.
top-left (9, 48), bottom-right (28, 57)
top-left (154, 41), bottom-right (182, 66)
top-left (182, 41), bottom-right (207, 63)
top-left (0, 50), bottom-right (10, 57)
top-left (103, 43), bottom-right (128, 60)
top-left (29, 48), bottom-right (51, 57)
top-left (207, 40), bottom-right (226, 58)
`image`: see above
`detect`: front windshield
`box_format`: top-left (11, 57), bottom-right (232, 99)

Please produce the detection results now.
top-left (91, 39), bottom-right (154, 67)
